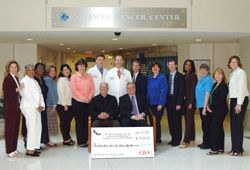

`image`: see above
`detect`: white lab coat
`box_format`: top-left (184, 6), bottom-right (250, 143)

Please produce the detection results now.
top-left (105, 67), bottom-right (132, 102)
top-left (87, 65), bottom-right (107, 96)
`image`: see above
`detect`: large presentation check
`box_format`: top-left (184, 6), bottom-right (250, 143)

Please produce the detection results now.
top-left (91, 127), bottom-right (154, 158)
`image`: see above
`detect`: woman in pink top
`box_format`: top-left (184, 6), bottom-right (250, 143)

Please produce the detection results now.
top-left (70, 58), bottom-right (94, 147)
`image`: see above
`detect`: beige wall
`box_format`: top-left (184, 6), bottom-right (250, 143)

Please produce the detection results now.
top-left (1, 0), bottom-right (250, 32)
top-left (0, 43), bottom-right (37, 96)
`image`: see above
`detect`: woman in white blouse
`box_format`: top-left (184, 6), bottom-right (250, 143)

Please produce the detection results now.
top-left (57, 64), bottom-right (75, 146)
top-left (228, 56), bottom-right (249, 156)
top-left (20, 64), bottom-right (45, 157)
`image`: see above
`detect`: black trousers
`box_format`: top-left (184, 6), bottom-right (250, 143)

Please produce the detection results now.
top-left (183, 106), bottom-right (196, 143)
top-left (230, 97), bottom-right (249, 153)
top-left (57, 104), bottom-right (74, 141)
top-left (210, 110), bottom-right (227, 151)
top-left (120, 117), bottom-right (147, 127)
top-left (72, 99), bottom-right (88, 145)
top-left (149, 105), bottom-right (164, 142)
top-left (166, 96), bottom-right (182, 144)
top-left (22, 109), bottom-right (49, 144)
top-left (92, 119), bottom-right (120, 127)
top-left (199, 108), bottom-right (212, 146)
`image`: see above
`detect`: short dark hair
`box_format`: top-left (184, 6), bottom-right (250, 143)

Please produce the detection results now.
top-left (34, 63), bottom-right (46, 76)
top-left (168, 59), bottom-right (177, 65)
top-left (150, 61), bottom-right (162, 71)
top-left (199, 64), bottom-right (209, 71)
top-left (59, 64), bottom-right (72, 78)
top-left (75, 58), bottom-right (88, 71)
top-left (96, 54), bottom-right (105, 59)
top-left (115, 55), bottom-right (124, 61)
top-left (228, 55), bottom-right (242, 69)
top-left (183, 59), bottom-right (196, 73)
top-left (5, 60), bottom-right (20, 73)
top-left (132, 60), bottom-right (141, 66)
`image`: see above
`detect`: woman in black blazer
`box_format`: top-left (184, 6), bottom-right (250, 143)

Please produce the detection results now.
top-left (206, 68), bottom-right (228, 155)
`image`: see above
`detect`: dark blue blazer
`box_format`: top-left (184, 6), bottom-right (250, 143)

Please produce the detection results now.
top-left (133, 72), bottom-right (147, 98)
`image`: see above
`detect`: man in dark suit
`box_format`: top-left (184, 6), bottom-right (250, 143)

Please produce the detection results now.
top-left (88, 82), bottom-right (120, 127)
top-left (119, 82), bottom-right (148, 127)
top-left (132, 60), bottom-right (147, 98)
top-left (166, 60), bottom-right (185, 146)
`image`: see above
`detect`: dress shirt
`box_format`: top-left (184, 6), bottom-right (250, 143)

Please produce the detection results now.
top-left (70, 72), bottom-right (95, 103)
top-left (57, 77), bottom-right (72, 106)
top-left (229, 67), bottom-right (249, 104)
top-left (133, 72), bottom-right (139, 82)
top-left (88, 94), bottom-right (119, 120)
top-left (169, 70), bottom-right (177, 95)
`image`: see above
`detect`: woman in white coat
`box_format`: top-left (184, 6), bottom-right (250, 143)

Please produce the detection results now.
top-left (87, 54), bottom-right (108, 96)
top-left (20, 64), bottom-right (45, 157)
top-left (105, 55), bottom-right (132, 102)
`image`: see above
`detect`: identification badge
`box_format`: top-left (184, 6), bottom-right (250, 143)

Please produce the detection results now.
top-left (110, 77), bottom-right (114, 80)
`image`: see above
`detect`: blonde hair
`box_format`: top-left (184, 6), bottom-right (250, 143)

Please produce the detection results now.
top-left (5, 60), bottom-right (20, 73)
top-left (213, 68), bottom-right (227, 82)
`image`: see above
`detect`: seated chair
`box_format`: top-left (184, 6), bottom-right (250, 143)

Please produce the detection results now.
top-left (88, 109), bottom-right (157, 152)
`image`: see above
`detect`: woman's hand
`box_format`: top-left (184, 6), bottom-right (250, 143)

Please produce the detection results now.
top-left (207, 105), bottom-right (212, 113)
top-left (202, 108), bottom-right (207, 116)
top-left (157, 105), bottom-right (162, 111)
top-left (64, 105), bottom-right (68, 111)
top-left (187, 104), bottom-right (192, 110)
top-left (235, 104), bottom-right (242, 114)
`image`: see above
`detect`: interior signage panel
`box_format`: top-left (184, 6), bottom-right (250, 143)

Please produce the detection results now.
top-left (52, 7), bottom-right (187, 28)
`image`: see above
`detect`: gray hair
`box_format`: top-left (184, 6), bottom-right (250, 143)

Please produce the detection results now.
top-left (25, 64), bottom-right (34, 71)
top-left (126, 82), bottom-right (136, 88)
top-left (99, 82), bottom-right (109, 88)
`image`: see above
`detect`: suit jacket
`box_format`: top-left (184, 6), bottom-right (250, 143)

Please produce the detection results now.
top-left (184, 73), bottom-right (198, 108)
top-left (133, 72), bottom-right (147, 97)
top-left (119, 94), bottom-right (149, 118)
top-left (3, 74), bottom-right (20, 113)
top-left (88, 94), bottom-right (119, 120)
top-left (208, 81), bottom-right (228, 113)
top-left (166, 71), bottom-right (185, 106)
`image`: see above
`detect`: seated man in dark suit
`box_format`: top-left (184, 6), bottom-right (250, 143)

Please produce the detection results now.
top-left (119, 82), bottom-right (148, 127)
top-left (88, 82), bottom-right (120, 127)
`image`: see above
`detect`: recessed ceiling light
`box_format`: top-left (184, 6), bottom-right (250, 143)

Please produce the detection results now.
top-left (72, 51), bottom-right (75, 53)
top-left (108, 56), bottom-right (113, 59)
top-left (112, 38), bottom-right (118, 41)
top-left (101, 50), bottom-right (105, 53)
top-left (195, 39), bottom-right (202, 42)
top-left (152, 44), bottom-right (157, 46)
top-left (67, 48), bottom-right (71, 50)
top-left (26, 38), bottom-right (33, 41)
top-left (59, 44), bottom-right (64, 46)
top-left (119, 48), bottom-right (123, 50)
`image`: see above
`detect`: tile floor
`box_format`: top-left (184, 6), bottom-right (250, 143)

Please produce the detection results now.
top-left (1, 113), bottom-right (250, 170)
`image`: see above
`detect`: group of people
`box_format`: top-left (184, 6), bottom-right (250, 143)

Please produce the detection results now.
top-left (2, 54), bottom-right (249, 158)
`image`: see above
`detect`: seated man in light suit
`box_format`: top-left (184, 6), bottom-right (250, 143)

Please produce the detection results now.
top-left (88, 82), bottom-right (120, 127)
top-left (119, 82), bottom-right (148, 127)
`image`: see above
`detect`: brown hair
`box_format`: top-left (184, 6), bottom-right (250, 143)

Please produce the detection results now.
top-left (150, 61), bottom-right (162, 71)
top-left (75, 58), bottom-right (88, 71)
top-left (227, 55), bottom-right (242, 69)
top-left (5, 60), bottom-right (20, 73)
top-left (213, 68), bottom-right (227, 82)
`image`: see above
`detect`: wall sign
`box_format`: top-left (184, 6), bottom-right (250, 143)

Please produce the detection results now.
top-left (52, 7), bottom-right (187, 28)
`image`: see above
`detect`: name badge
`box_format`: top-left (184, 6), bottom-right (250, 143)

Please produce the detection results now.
top-left (125, 79), bottom-right (130, 82)
top-left (110, 77), bottom-right (114, 80)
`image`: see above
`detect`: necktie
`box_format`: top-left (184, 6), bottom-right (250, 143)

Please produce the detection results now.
top-left (131, 96), bottom-right (139, 115)
top-left (100, 68), bottom-right (103, 75)
top-left (133, 75), bottom-right (135, 83)
top-left (118, 70), bottom-right (121, 78)
top-left (169, 73), bottom-right (173, 95)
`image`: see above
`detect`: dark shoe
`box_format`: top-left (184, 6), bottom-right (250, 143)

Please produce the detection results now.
top-left (207, 151), bottom-right (219, 155)
top-left (197, 143), bottom-right (203, 148)
top-left (168, 141), bottom-right (173, 145)
top-left (79, 143), bottom-right (88, 147)
top-left (200, 144), bottom-right (210, 149)
top-left (63, 139), bottom-right (75, 146)
top-left (23, 138), bottom-right (27, 148)
top-left (230, 151), bottom-right (243, 156)
top-left (156, 139), bottom-right (162, 143)
top-left (36, 147), bottom-right (44, 152)
top-left (35, 150), bottom-right (41, 154)
top-left (171, 142), bottom-right (180, 147)
top-left (26, 152), bottom-right (40, 157)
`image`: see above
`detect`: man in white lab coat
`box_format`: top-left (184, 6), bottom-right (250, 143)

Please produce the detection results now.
top-left (105, 55), bottom-right (132, 102)
top-left (87, 54), bottom-right (108, 96)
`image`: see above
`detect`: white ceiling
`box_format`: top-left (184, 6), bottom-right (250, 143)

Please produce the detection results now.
top-left (0, 31), bottom-right (250, 54)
